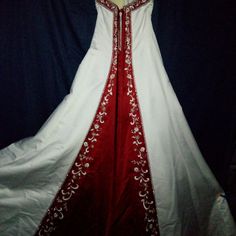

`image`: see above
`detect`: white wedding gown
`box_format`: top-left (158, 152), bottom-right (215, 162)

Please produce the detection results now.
top-left (0, 0), bottom-right (235, 235)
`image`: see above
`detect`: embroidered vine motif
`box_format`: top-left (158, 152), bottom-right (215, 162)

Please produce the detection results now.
top-left (36, 1), bottom-right (158, 235)
top-left (35, 9), bottom-right (119, 236)
top-left (124, 7), bottom-right (159, 236)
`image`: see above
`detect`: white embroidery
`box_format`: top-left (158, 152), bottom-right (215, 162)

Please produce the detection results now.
top-left (36, 8), bottom-right (119, 236)
top-left (124, 6), bottom-right (159, 235)
top-left (37, 1), bottom-right (159, 234)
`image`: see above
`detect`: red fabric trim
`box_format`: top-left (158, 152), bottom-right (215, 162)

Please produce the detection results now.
top-left (35, 3), bottom-right (159, 236)
top-left (96, 0), bottom-right (151, 12)
top-left (121, 7), bottom-right (159, 235)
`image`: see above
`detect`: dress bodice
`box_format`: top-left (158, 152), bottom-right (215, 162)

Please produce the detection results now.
top-left (92, 0), bottom-right (155, 55)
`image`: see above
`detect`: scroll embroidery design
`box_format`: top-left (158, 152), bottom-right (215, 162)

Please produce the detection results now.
top-left (36, 9), bottom-right (119, 236)
top-left (124, 6), bottom-right (160, 236)
top-left (36, 0), bottom-right (159, 235)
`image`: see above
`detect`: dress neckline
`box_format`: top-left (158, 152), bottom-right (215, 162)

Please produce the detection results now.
top-left (96, 0), bottom-right (151, 12)
top-left (107, 0), bottom-right (137, 10)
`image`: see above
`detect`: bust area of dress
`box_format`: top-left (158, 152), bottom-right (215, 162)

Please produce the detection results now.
top-left (110, 0), bottom-right (126, 9)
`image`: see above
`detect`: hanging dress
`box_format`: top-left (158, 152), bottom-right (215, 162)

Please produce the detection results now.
top-left (0, 0), bottom-right (235, 235)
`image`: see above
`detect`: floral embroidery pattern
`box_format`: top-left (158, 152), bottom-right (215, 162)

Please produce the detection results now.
top-left (36, 1), bottom-right (159, 235)
top-left (123, 7), bottom-right (159, 236)
top-left (35, 8), bottom-right (119, 236)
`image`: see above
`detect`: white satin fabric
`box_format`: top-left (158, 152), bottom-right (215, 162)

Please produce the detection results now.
top-left (131, 2), bottom-right (236, 235)
top-left (0, 1), bottom-right (235, 235)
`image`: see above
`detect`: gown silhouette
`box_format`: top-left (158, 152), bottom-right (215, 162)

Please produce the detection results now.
top-left (0, 0), bottom-right (235, 235)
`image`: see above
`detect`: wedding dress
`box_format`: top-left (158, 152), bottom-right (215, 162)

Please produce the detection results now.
top-left (0, 0), bottom-right (235, 235)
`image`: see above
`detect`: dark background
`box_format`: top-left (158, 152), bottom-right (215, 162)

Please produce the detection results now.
top-left (0, 0), bottom-right (235, 219)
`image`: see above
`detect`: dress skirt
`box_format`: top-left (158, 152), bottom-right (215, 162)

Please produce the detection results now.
top-left (0, 0), bottom-right (235, 235)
